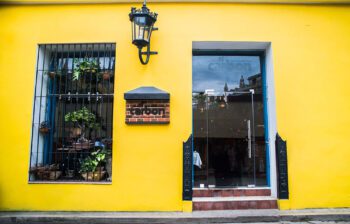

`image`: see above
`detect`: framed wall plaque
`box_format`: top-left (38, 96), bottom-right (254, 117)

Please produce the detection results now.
top-left (124, 86), bottom-right (170, 124)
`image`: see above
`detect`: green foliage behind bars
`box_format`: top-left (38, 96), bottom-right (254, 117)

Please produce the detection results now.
top-left (73, 57), bottom-right (100, 81)
top-left (64, 107), bottom-right (97, 128)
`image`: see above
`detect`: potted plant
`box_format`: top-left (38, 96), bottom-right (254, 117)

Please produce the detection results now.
top-left (46, 55), bottom-right (60, 79)
top-left (48, 71), bottom-right (57, 79)
top-left (73, 57), bottom-right (100, 81)
top-left (46, 61), bottom-right (69, 79)
top-left (33, 164), bottom-right (62, 180)
top-left (105, 149), bottom-right (112, 181)
top-left (64, 107), bottom-right (98, 150)
top-left (66, 169), bottom-right (75, 178)
top-left (99, 71), bottom-right (112, 80)
top-left (80, 149), bottom-right (108, 181)
top-left (39, 121), bottom-right (50, 134)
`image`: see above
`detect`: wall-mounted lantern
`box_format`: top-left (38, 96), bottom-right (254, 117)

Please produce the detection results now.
top-left (129, 0), bottom-right (158, 65)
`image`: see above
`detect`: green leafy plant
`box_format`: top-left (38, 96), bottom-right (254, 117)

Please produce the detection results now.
top-left (73, 57), bottom-right (100, 81)
top-left (79, 149), bottom-right (108, 173)
top-left (64, 107), bottom-right (98, 142)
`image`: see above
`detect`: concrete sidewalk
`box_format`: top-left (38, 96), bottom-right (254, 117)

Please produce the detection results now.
top-left (0, 208), bottom-right (349, 223)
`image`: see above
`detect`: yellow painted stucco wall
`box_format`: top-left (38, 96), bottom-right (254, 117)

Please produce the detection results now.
top-left (0, 2), bottom-right (349, 211)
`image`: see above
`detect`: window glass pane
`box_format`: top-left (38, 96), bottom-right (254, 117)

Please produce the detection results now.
top-left (193, 56), bottom-right (261, 94)
top-left (193, 54), bottom-right (267, 187)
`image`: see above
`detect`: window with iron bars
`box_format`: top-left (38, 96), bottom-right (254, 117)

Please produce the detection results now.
top-left (29, 43), bottom-right (115, 182)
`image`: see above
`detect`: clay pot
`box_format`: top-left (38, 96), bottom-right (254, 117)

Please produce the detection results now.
top-left (72, 141), bottom-right (93, 150)
top-left (48, 171), bottom-right (62, 180)
top-left (66, 170), bottom-right (75, 178)
top-left (106, 157), bottom-right (112, 179)
top-left (81, 171), bottom-right (106, 181)
top-left (85, 69), bottom-right (96, 74)
top-left (70, 127), bottom-right (81, 138)
top-left (39, 127), bottom-right (50, 134)
top-left (36, 170), bottom-right (62, 180)
top-left (102, 71), bottom-right (111, 80)
top-left (48, 71), bottom-right (56, 79)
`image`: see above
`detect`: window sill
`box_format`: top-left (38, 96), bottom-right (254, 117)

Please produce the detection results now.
top-left (28, 181), bottom-right (112, 185)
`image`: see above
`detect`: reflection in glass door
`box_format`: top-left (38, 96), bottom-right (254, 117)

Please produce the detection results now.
top-left (193, 53), bottom-right (267, 188)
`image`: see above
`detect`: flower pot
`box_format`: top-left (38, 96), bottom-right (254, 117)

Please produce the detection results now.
top-left (33, 166), bottom-right (46, 173)
top-left (48, 72), bottom-right (56, 79)
top-left (66, 170), bottom-right (75, 178)
top-left (36, 170), bottom-right (62, 180)
top-left (49, 171), bottom-right (62, 180)
top-left (72, 141), bottom-right (93, 150)
top-left (95, 166), bottom-right (104, 172)
top-left (70, 127), bottom-right (81, 138)
top-left (39, 127), bottom-right (50, 134)
top-left (106, 157), bottom-right (112, 178)
top-left (81, 171), bottom-right (106, 181)
top-left (102, 71), bottom-right (111, 80)
top-left (36, 170), bottom-right (49, 180)
top-left (84, 69), bottom-right (96, 74)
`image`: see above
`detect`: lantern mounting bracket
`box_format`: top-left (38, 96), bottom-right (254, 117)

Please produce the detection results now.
top-left (138, 41), bottom-right (158, 65)
top-left (140, 51), bottom-right (158, 55)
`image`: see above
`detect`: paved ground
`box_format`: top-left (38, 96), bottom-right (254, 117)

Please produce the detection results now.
top-left (0, 208), bottom-right (349, 223)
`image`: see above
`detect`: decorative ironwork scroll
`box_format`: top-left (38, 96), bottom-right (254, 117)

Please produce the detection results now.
top-left (276, 133), bottom-right (289, 199)
top-left (183, 135), bottom-right (193, 201)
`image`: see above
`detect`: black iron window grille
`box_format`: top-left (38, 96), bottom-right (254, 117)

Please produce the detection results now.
top-left (29, 43), bottom-right (115, 182)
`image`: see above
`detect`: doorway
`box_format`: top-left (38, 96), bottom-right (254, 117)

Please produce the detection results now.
top-left (192, 51), bottom-right (268, 188)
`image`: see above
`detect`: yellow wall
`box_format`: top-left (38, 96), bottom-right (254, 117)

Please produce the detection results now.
top-left (0, 3), bottom-right (349, 211)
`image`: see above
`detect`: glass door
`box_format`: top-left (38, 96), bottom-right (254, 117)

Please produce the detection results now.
top-left (193, 53), bottom-right (267, 188)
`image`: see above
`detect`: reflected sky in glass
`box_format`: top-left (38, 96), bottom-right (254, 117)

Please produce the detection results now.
top-left (193, 56), bottom-right (261, 94)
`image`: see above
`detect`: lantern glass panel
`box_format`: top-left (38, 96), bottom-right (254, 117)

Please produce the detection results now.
top-left (134, 16), bottom-right (151, 42)
top-left (144, 27), bottom-right (151, 42)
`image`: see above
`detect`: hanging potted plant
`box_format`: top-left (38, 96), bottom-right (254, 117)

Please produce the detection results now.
top-left (33, 164), bottom-right (62, 180)
top-left (48, 71), bottom-right (57, 79)
top-left (73, 57), bottom-right (100, 81)
top-left (45, 55), bottom-right (59, 79)
top-left (64, 107), bottom-right (99, 150)
top-left (80, 149), bottom-right (107, 181)
top-left (39, 121), bottom-right (50, 134)
top-left (46, 60), bottom-right (69, 79)
top-left (99, 71), bottom-right (112, 81)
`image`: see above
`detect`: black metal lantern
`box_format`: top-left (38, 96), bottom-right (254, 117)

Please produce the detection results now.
top-left (129, 0), bottom-right (158, 65)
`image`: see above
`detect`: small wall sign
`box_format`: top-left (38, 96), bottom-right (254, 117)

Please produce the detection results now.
top-left (126, 100), bottom-right (170, 124)
top-left (124, 86), bottom-right (170, 124)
